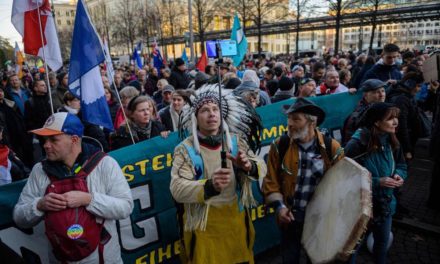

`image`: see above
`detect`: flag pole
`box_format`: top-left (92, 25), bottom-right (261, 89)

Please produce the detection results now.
top-left (102, 40), bottom-right (136, 144)
top-left (36, 3), bottom-right (55, 114)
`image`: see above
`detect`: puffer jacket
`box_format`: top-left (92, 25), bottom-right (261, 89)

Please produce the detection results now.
top-left (345, 128), bottom-right (407, 216)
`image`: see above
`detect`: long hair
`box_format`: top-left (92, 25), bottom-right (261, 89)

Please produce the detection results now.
top-left (367, 107), bottom-right (401, 152)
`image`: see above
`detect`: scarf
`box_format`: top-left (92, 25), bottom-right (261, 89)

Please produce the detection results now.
top-left (131, 121), bottom-right (152, 141)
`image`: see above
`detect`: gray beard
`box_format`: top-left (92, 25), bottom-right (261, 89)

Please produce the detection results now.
top-left (291, 125), bottom-right (309, 140)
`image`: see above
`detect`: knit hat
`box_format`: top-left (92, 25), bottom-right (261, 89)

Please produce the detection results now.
top-left (283, 98), bottom-right (326, 126)
top-left (31, 112), bottom-right (84, 137)
top-left (195, 71), bottom-right (210, 85)
top-left (175, 58), bottom-right (185, 67)
top-left (224, 77), bottom-right (242, 89)
top-left (278, 76), bottom-right (294, 91)
top-left (360, 79), bottom-right (387, 92)
top-left (359, 102), bottom-right (397, 128)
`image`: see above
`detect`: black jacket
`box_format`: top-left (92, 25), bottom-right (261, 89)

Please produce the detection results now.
top-left (24, 94), bottom-right (52, 131)
top-left (169, 69), bottom-right (190, 90)
top-left (387, 84), bottom-right (420, 154)
top-left (159, 106), bottom-right (173, 132)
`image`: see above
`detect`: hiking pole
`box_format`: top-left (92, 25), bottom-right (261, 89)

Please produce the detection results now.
top-left (215, 41), bottom-right (227, 169)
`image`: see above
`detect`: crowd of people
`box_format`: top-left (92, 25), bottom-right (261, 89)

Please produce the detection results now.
top-left (1, 42), bottom-right (440, 263)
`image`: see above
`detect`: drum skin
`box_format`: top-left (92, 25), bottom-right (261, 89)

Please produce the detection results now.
top-left (301, 157), bottom-right (372, 264)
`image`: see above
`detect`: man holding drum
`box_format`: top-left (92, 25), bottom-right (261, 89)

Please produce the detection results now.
top-left (263, 98), bottom-right (344, 263)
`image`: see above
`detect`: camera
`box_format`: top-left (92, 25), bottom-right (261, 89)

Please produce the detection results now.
top-left (206, 40), bottom-right (238, 59)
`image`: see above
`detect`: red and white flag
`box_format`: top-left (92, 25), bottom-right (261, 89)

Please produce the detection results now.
top-left (11, 0), bottom-right (62, 71)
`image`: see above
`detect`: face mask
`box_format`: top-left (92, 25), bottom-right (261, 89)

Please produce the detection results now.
top-left (396, 58), bottom-right (403, 66)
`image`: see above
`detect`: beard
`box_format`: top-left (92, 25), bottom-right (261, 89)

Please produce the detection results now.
top-left (290, 125), bottom-right (309, 140)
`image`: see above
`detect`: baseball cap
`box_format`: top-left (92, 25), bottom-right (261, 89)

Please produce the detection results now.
top-left (360, 79), bottom-right (387, 92)
top-left (30, 112), bottom-right (84, 137)
top-left (162, 85), bottom-right (175, 94)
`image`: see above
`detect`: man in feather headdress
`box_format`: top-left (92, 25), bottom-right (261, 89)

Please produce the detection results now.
top-left (170, 84), bottom-right (267, 264)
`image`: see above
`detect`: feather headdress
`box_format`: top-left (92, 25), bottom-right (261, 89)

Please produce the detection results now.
top-left (178, 84), bottom-right (263, 153)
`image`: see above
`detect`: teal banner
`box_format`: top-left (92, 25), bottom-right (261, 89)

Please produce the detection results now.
top-left (0, 92), bottom-right (361, 263)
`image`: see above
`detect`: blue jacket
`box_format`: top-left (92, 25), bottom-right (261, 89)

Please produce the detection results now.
top-left (5, 87), bottom-right (31, 115)
top-left (345, 128), bottom-right (407, 216)
top-left (360, 60), bottom-right (402, 85)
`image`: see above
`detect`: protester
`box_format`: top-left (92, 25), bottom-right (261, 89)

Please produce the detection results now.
top-left (157, 84), bottom-right (174, 111)
top-left (110, 96), bottom-right (168, 150)
top-left (13, 112), bottom-right (133, 263)
top-left (5, 74), bottom-right (30, 116)
top-left (114, 86), bottom-right (140, 129)
top-left (342, 79), bottom-right (387, 145)
top-left (361, 43), bottom-right (402, 85)
top-left (240, 70), bottom-right (271, 106)
top-left (291, 65), bottom-right (305, 96)
top-left (0, 130), bottom-right (12, 185)
top-left (345, 103), bottom-right (407, 264)
top-left (169, 58), bottom-right (190, 89)
top-left (52, 72), bottom-right (69, 111)
top-left (24, 80), bottom-right (52, 132)
top-left (170, 85), bottom-right (267, 264)
top-left (159, 90), bottom-right (191, 132)
top-left (352, 56), bottom-right (376, 89)
top-left (263, 98), bottom-right (344, 263)
top-left (317, 70), bottom-right (349, 95)
top-left (112, 72), bottom-right (124, 91)
top-left (104, 86), bottom-right (120, 123)
top-left (57, 91), bottom-right (80, 114)
top-left (387, 71), bottom-right (425, 160)
top-left (153, 78), bottom-right (169, 105)
top-left (272, 76), bottom-right (294, 103)
top-left (297, 78), bottom-right (317, 98)
top-left (311, 62), bottom-right (326, 86)
top-left (339, 69), bottom-right (351, 87)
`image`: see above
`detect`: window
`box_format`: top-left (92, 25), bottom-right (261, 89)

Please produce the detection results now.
top-left (67, 20), bottom-right (71, 26)
top-left (57, 20), bottom-right (61, 25)
top-left (223, 17), bottom-right (230, 30)
top-left (66, 11), bottom-right (69, 17)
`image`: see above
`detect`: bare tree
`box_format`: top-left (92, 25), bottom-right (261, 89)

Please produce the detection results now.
top-left (113, 0), bottom-right (141, 54)
top-left (249, 0), bottom-right (288, 56)
top-left (0, 37), bottom-right (14, 67)
top-left (90, 1), bottom-right (112, 54)
top-left (161, 0), bottom-right (186, 59)
top-left (290, 0), bottom-right (313, 57)
top-left (327, 0), bottom-right (360, 54)
top-left (192, 0), bottom-right (217, 53)
top-left (58, 27), bottom-right (73, 59)
top-left (363, 0), bottom-right (397, 55)
top-left (228, 0), bottom-right (255, 34)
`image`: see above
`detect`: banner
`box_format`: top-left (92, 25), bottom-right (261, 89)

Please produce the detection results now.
top-left (0, 92), bottom-right (361, 263)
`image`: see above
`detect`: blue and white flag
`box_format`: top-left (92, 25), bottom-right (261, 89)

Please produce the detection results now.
top-left (181, 49), bottom-right (189, 65)
top-left (68, 0), bottom-right (113, 130)
top-left (133, 42), bottom-right (143, 69)
top-left (230, 13), bottom-right (248, 67)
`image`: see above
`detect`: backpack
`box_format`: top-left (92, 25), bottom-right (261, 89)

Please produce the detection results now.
top-left (277, 133), bottom-right (335, 166)
top-left (43, 151), bottom-right (110, 263)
